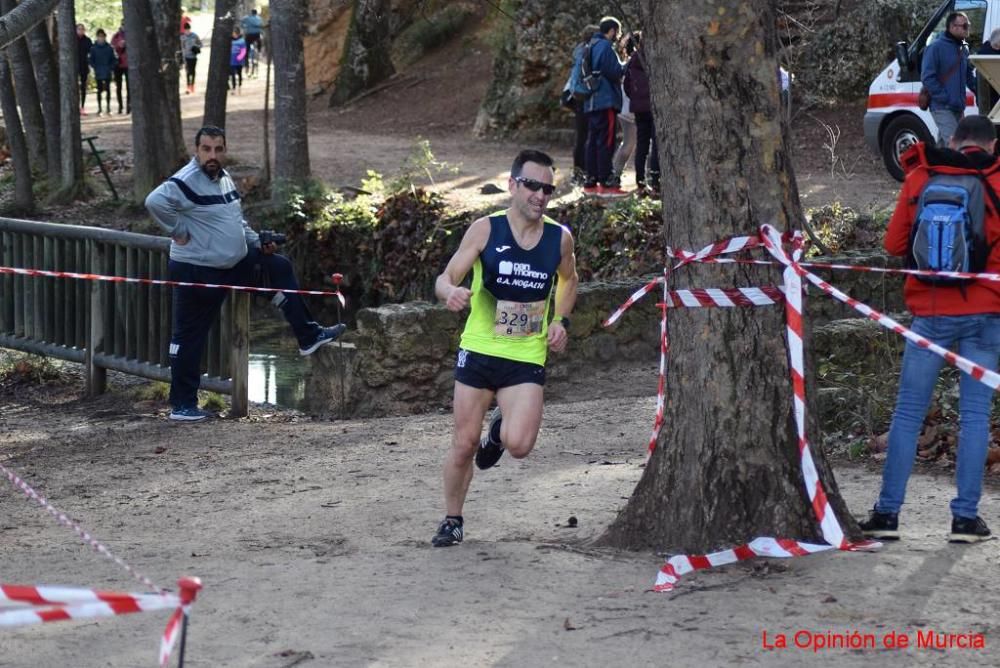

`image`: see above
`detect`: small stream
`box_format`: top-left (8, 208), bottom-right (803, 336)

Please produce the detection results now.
top-left (248, 316), bottom-right (309, 410)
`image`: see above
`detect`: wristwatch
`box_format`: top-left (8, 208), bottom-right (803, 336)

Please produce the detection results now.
top-left (558, 316), bottom-right (570, 330)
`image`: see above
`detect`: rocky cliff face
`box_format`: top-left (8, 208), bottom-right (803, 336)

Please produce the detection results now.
top-left (474, 0), bottom-right (640, 137)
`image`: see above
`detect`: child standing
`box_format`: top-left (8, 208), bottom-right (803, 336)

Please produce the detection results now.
top-left (89, 29), bottom-right (117, 117)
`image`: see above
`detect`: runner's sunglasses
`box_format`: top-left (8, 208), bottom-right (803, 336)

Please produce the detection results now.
top-left (514, 177), bottom-right (556, 195)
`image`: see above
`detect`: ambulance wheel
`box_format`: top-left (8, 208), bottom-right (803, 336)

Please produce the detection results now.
top-left (881, 115), bottom-right (932, 182)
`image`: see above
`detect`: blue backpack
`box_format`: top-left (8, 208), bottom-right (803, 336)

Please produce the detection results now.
top-left (908, 171), bottom-right (997, 285)
top-left (570, 38), bottom-right (600, 103)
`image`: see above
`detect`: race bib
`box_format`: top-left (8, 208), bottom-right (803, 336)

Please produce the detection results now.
top-left (494, 299), bottom-right (546, 336)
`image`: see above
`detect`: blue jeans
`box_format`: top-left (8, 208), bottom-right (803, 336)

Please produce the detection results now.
top-left (877, 315), bottom-right (1000, 519)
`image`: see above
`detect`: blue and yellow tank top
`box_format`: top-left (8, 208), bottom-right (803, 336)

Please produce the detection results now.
top-left (459, 213), bottom-right (565, 365)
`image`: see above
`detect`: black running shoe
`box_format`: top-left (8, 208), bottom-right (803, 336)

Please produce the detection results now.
top-left (431, 518), bottom-right (464, 547)
top-left (949, 516), bottom-right (993, 543)
top-left (475, 407), bottom-right (504, 470)
top-left (858, 506), bottom-right (899, 540)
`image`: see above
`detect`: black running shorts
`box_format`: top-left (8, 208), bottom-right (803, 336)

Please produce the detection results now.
top-left (454, 348), bottom-right (545, 390)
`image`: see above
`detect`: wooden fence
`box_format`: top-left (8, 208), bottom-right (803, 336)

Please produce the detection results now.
top-left (0, 218), bottom-right (249, 416)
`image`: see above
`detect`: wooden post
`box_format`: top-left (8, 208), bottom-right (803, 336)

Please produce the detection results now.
top-left (87, 241), bottom-right (107, 396)
top-left (228, 291), bottom-right (250, 417)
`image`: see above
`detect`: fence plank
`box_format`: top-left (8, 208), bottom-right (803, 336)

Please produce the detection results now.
top-left (229, 292), bottom-right (250, 417)
top-left (43, 236), bottom-right (54, 343)
top-left (87, 241), bottom-right (107, 396)
top-left (1, 231), bottom-right (12, 333)
top-left (53, 238), bottom-right (65, 345)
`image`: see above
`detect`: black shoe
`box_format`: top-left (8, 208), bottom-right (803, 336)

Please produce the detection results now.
top-left (858, 506), bottom-right (899, 540)
top-left (949, 516), bottom-right (993, 543)
top-left (431, 518), bottom-right (464, 547)
top-left (475, 407), bottom-right (504, 470)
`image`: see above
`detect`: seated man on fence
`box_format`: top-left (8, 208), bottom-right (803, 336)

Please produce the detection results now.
top-left (859, 115), bottom-right (1000, 542)
top-left (145, 125), bottom-right (345, 421)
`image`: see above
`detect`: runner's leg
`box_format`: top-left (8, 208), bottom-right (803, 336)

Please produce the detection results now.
top-left (443, 381), bottom-right (494, 516)
top-left (495, 382), bottom-right (544, 459)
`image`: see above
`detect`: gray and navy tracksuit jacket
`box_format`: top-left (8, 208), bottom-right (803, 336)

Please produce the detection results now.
top-left (145, 158), bottom-right (259, 269)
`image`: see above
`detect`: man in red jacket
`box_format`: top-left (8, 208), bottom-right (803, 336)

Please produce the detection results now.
top-left (860, 115), bottom-right (1000, 543)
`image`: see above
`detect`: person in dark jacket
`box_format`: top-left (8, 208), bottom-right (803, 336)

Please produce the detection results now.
top-left (582, 16), bottom-right (627, 198)
top-left (921, 11), bottom-right (977, 146)
top-left (623, 31), bottom-right (659, 195)
top-left (111, 23), bottom-right (129, 114)
top-left (76, 24), bottom-right (93, 115)
top-left (89, 29), bottom-right (118, 116)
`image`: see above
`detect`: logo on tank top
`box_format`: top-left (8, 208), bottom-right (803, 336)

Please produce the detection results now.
top-left (497, 261), bottom-right (548, 289)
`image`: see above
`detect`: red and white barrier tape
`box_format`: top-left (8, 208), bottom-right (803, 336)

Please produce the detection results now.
top-left (0, 265), bottom-right (346, 307)
top-left (610, 229), bottom-right (885, 592)
top-left (0, 461), bottom-right (161, 592)
top-left (604, 285), bottom-right (784, 326)
top-left (0, 459), bottom-right (201, 665)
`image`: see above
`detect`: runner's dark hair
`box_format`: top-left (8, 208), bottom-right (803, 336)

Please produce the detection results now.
top-left (511, 149), bottom-right (554, 178)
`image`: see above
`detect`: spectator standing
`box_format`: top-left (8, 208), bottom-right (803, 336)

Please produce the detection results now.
top-left (611, 32), bottom-right (638, 189)
top-left (111, 23), bottom-right (129, 114)
top-left (145, 126), bottom-right (346, 421)
top-left (563, 24), bottom-right (597, 186)
top-left (921, 11), bottom-right (976, 146)
top-left (624, 31), bottom-right (660, 196)
top-left (859, 116), bottom-right (1000, 543)
top-left (89, 29), bottom-right (117, 117)
top-left (242, 8), bottom-right (264, 70)
top-left (181, 23), bottom-right (203, 94)
top-left (76, 24), bottom-right (93, 115)
top-left (229, 29), bottom-right (247, 93)
top-left (582, 16), bottom-right (627, 198)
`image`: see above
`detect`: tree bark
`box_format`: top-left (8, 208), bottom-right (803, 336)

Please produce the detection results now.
top-left (24, 13), bottom-right (61, 182)
top-left (202, 0), bottom-right (236, 128)
top-left (0, 49), bottom-right (35, 211)
top-left (0, 0), bottom-right (59, 48)
top-left (598, 0), bottom-right (858, 553)
top-left (149, 0), bottom-right (186, 163)
top-left (328, 0), bottom-right (394, 108)
top-left (124, 0), bottom-right (185, 201)
top-left (55, 0), bottom-right (82, 197)
top-left (270, 0), bottom-right (310, 185)
top-left (1, 0), bottom-right (46, 172)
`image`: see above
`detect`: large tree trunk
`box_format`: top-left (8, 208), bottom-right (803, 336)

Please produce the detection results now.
top-left (599, 1), bottom-right (858, 553)
top-left (25, 14), bottom-right (62, 183)
top-left (0, 49), bottom-right (35, 212)
top-left (0, 0), bottom-right (59, 48)
top-left (124, 0), bottom-right (185, 201)
top-left (149, 0), bottom-right (186, 162)
top-left (55, 0), bottom-right (82, 198)
top-left (203, 0), bottom-right (236, 128)
top-left (1, 0), bottom-right (46, 172)
top-left (270, 0), bottom-right (310, 185)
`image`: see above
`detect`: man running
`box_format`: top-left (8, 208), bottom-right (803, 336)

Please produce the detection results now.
top-left (431, 149), bottom-right (579, 547)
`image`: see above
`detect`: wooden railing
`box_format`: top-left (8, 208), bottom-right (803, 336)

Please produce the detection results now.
top-left (0, 218), bottom-right (249, 416)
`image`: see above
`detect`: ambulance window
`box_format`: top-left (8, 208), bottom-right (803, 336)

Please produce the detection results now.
top-left (925, 1), bottom-right (987, 48)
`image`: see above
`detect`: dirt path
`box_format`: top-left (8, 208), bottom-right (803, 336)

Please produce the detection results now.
top-left (1, 382), bottom-right (998, 667)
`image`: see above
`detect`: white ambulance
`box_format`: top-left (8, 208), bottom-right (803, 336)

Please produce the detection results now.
top-left (864, 0), bottom-right (990, 180)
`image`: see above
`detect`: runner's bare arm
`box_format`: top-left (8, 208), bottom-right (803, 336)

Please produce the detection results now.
top-left (435, 217), bottom-right (490, 312)
top-left (548, 228), bottom-right (579, 352)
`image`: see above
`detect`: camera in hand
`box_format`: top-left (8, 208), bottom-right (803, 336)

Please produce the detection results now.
top-left (259, 230), bottom-right (287, 246)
